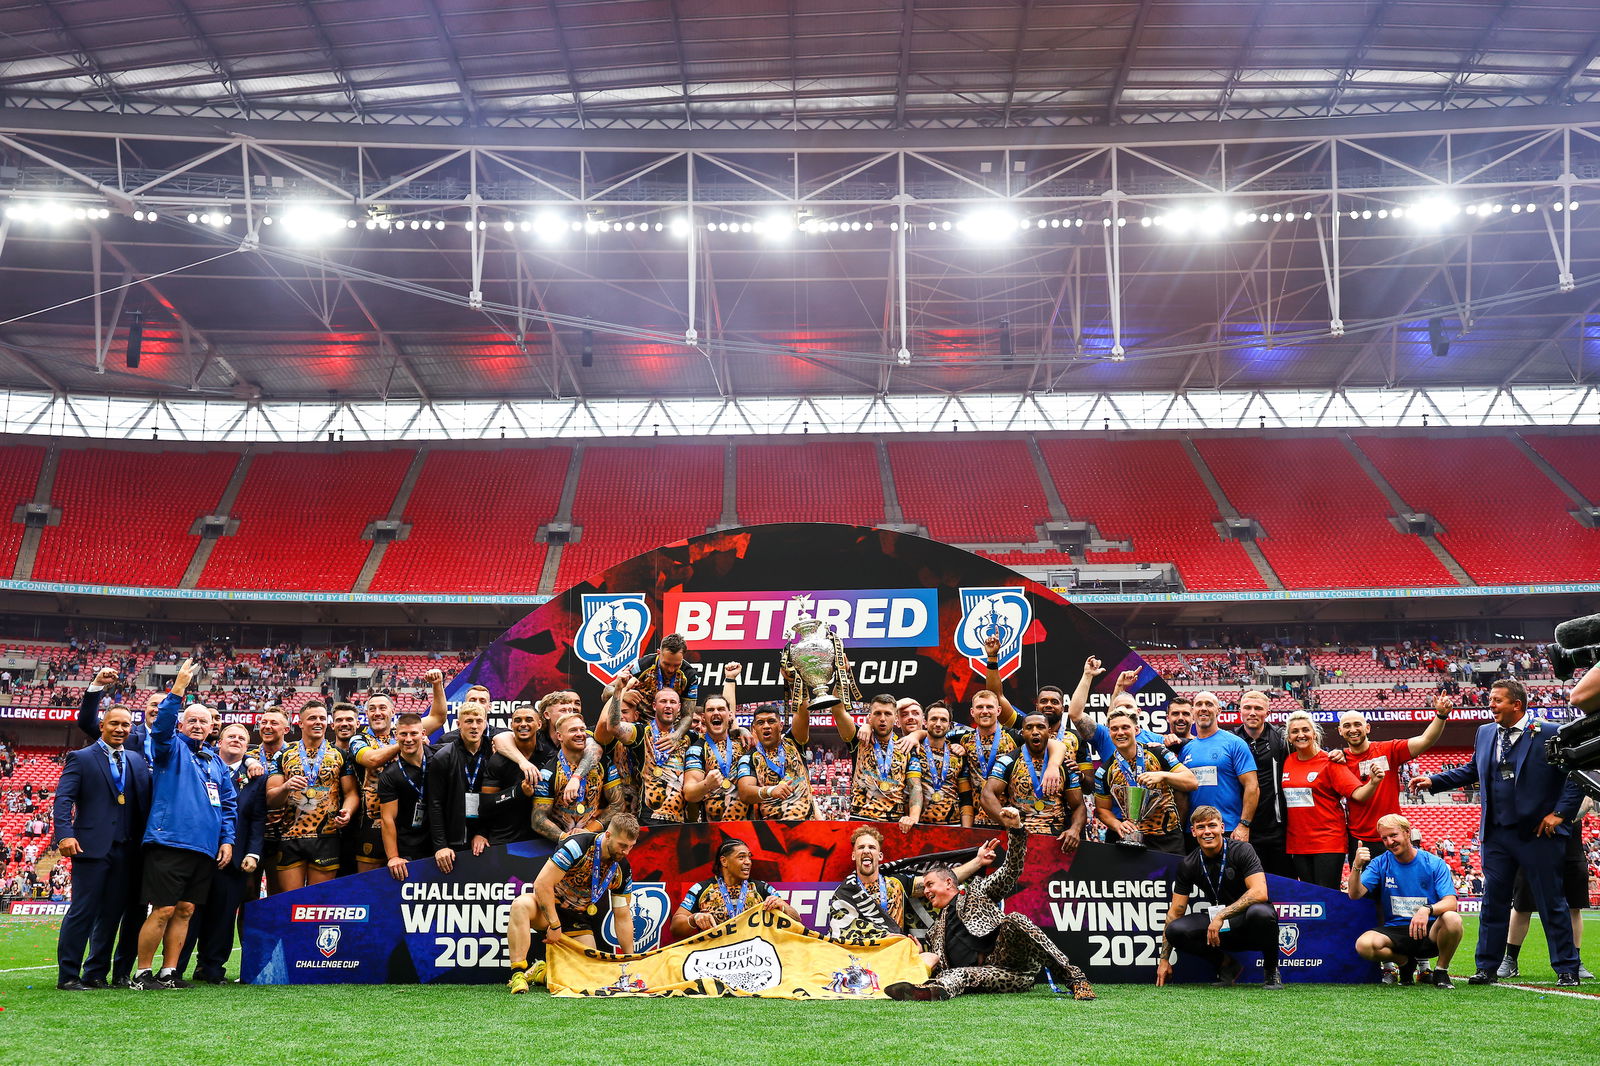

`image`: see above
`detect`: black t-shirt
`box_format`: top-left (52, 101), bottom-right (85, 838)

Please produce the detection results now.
top-left (1173, 841), bottom-right (1265, 907)
top-left (944, 908), bottom-right (1000, 968)
top-left (483, 753), bottom-right (532, 845)
top-left (375, 749), bottom-right (433, 860)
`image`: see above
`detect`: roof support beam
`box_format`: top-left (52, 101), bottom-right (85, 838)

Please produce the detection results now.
top-left (168, 0), bottom-right (254, 116)
top-left (1440, 0), bottom-right (1520, 107)
top-left (420, 0), bottom-right (484, 125)
top-left (1547, 30), bottom-right (1600, 104)
top-left (32, 0), bottom-right (128, 109)
top-left (1105, 0), bottom-right (1158, 125)
top-left (1500, 291), bottom-right (1600, 386)
top-left (663, 0), bottom-right (694, 127)
top-left (893, 0), bottom-right (916, 129)
top-left (543, 0), bottom-right (589, 127)
top-left (1000, 0), bottom-right (1037, 127)
top-left (1327, 0), bottom-right (1398, 114)
top-left (297, 0), bottom-right (368, 120)
top-left (1216, 0), bottom-right (1273, 117)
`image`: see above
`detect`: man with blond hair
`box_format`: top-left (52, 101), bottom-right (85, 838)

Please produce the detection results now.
top-left (1348, 813), bottom-right (1462, 989)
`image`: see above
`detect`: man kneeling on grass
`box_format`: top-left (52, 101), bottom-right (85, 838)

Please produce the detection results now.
top-left (1157, 806), bottom-right (1283, 990)
top-left (884, 806), bottom-right (1095, 1001)
top-left (1347, 812), bottom-right (1462, 989)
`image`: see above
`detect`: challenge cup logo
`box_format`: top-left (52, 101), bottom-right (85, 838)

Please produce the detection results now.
top-left (574, 594), bottom-right (653, 685)
top-left (955, 588), bottom-right (1032, 680)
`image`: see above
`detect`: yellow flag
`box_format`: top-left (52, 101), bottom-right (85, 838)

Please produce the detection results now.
top-left (547, 908), bottom-right (930, 998)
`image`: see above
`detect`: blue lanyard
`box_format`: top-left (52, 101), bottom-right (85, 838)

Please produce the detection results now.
top-left (872, 736), bottom-right (894, 780)
top-left (717, 878), bottom-right (750, 917)
top-left (589, 835), bottom-right (620, 908)
top-left (1021, 745), bottom-right (1046, 801)
top-left (102, 743), bottom-right (125, 794)
top-left (648, 721), bottom-right (671, 767)
top-left (858, 873), bottom-right (891, 918)
top-left (297, 741), bottom-right (330, 784)
top-left (462, 746), bottom-right (484, 790)
top-left (974, 729), bottom-right (1002, 778)
top-left (759, 741), bottom-right (787, 780)
top-left (1200, 842), bottom-right (1229, 904)
top-left (399, 754), bottom-right (427, 799)
top-left (1115, 747), bottom-right (1147, 793)
top-left (558, 749), bottom-right (586, 807)
top-left (706, 735), bottom-right (735, 779)
top-left (924, 740), bottom-right (950, 790)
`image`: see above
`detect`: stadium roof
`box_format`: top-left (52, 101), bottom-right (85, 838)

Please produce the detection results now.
top-left (1, 0), bottom-right (1599, 407)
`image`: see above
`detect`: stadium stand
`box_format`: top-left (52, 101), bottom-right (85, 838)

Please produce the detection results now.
top-left (1038, 438), bottom-right (1267, 590)
top-left (736, 442), bottom-right (884, 527)
top-left (371, 447), bottom-right (569, 594)
top-left (0, 444), bottom-right (44, 575)
top-left (1354, 434), bottom-right (1600, 585)
top-left (199, 450), bottom-right (414, 591)
top-left (1195, 437), bottom-right (1454, 589)
top-left (32, 448), bottom-right (237, 587)
top-left (558, 444), bottom-right (724, 587)
top-left (887, 439), bottom-right (1049, 543)
top-left (1522, 433), bottom-right (1600, 505)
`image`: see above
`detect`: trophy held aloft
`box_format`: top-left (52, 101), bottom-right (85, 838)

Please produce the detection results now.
top-left (781, 616), bottom-right (859, 712)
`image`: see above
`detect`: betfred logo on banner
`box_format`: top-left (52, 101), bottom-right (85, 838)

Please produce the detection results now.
top-left (8, 901), bottom-right (69, 916)
top-left (664, 590), bottom-right (939, 650)
top-left (955, 587), bottom-right (1032, 680)
top-left (573, 594), bottom-right (653, 685)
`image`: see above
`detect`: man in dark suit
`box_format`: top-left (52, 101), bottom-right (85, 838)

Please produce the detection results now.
top-left (53, 702), bottom-right (152, 990)
top-left (78, 667), bottom-right (156, 761)
top-left (1413, 678), bottom-right (1584, 986)
top-left (177, 722), bottom-right (266, 983)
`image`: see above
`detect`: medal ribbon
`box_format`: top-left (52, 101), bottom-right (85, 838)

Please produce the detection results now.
top-left (923, 740), bottom-right (950, 791)
top-left (760, 740), bottom-right (788, 782)
top-left (856, 873), bottom-right (891, 920)
top-left (297, 741), bottom-right (331, 786)
top-left (648, 721), bottom-right (671, 767)
top-left (589, 835), bottom-right (620, 911)
top-left (558, 748), bottom-right (587, 808)
top-left (1115, 747), bottom-right (1147, 818)
top-left (1021, 745), bottom-right (1047, 806)
top-left (103, 742), bottom-right (125, 795)
top-left (718, 877), bottom-right (750, 918)
top-left (872, 736), bottom-right (896, 781)
top-left (974, 729), bottom-right (1001, 778)
top-left (706, 735), bottom-right (735, 780)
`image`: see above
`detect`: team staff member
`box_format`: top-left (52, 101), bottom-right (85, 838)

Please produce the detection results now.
top-left (1181, 691), bottom-right (1260, 842)
top-left (131, 659), bottom-right (237, 991)
top-left (1231, 691), bottom-right (1291, 876)
top-left (1499, 802), bottom-right (1595, 980)
top-left (984, 713), bottom-right (1088, 849)
top-left (1157, 806), bottom-right (1283, 991)
top-left (915, 702), bottom-right (970, 826)
top-left (671, 839), bottom-right (799, 939)
top-left (1412, 679), bottom-right (1585, 986)
top-left (1281, 710), bottom-right (1379, 889)
top-left (1348, 813), bottom-right (1462, 989)
top-left (834, 694), bottom-right (923, 828)
top-left (1092, 706), bottom-right (1197, 854)
top-left (505, 816), bottom-right (642, 993)
top-left (53, 701), bottom-right (151, 990)
top-left (350, 673), bottom-right (448, 872)
top-left (378, 714), bottom-right (435, 880)
top-left (1331, 696), bottom-right (1450, 859)
top-left (1065, 659), bottom-right (1167, 764)
top-left (77, 666), bottom-right (154, 761)
top-left (177, 722), bottom-right (265, 984)
top-left (427, 702), bottom-right (520, 871)
top-left (266, 701), bottom-right (357, 890)
top-left (886, 810), bottom-right (1095, 1001)
top-left (736, 700), bottom-right (816, 820)
top-left (531, 712), bottom-right (623, 841)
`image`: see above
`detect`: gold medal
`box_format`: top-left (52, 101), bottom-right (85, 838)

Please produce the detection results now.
top-left (586, 903), bottom-right (598, 916)
top-left (575, 802), bottom-right (587, 815)
top-left (117, 794), bottom-right (126, 805)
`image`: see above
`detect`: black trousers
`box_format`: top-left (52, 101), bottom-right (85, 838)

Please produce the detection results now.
top-left (1292, 852), bottom-right (1345, 890)
top-left (1251, 832), bottom-right (1295, 878)
top-left (176, 865), bottom-right (251, 980)
top-left (1166, 903), bottom-right (1280, 972)
top-left (56, 840), bottom-right (135, 982)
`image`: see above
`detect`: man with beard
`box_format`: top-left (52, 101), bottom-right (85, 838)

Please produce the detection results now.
top-left (736, 700), bottom-right (815, 820)
top-left (597, 673), bottom-right (703, 825)
top-left (916, 702), bottom-right (970, 827)
top-left (896, 698), bottom-right (925, 736)
top-left (1230, 690), bottom-right (1291, 876)
top-left (687, 664), bottom-right (748, 822)
top-left (1162, 697), bottom-right (1195, 752)
top-left (885, 809), bottom-right (1096, 1001)
top-left (349, 676), bottom-right (448, 872)
top-left (330, 703), bottom-right (361, 754)
top-left (531, 711), bottom-right (623, 841)
top-left (672, 839), bottom-right (800, 938)
top-left (834, 694), bottom-right (923, 828)
top-left (266, 701), bottom-right (357, 890)
top-left (1065, 659), bottom-right (1167, 766)
top-left (378, 714), bottom-right (437, 879)
top-left (983, 713), bottom-right (1086, 849)
top-left (627, 633), bottom-right (702, 725)
top-left (960, 689), bottom-right (1066, 828)
top-left (1348, 813), bottom-right (1462, 989)
top-left (1179, 691), bottom-right (1259, 844)
top-left (249, 706), bottom-right (291, 894)
top-left (1330, 697), bottom-right (1450, 862)
top-left (828, 824), bottom-right (998, 943)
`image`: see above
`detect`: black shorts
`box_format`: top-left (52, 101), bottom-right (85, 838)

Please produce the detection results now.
top-left (1369, 924), bottom-right (1441, 960)
top-left (352, 822), bottom-right (386, 865)
top-left (142, 844), bottom-right (216, 908)
top-left (275, 835), bottom-right (340, 870)
top-left (553, 904), bottom-right (605, 941)
top-left (1512, 860), bottom-right (1590, 912)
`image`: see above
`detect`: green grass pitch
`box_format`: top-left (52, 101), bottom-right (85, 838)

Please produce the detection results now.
top-left (1, 914), bottom-right (1595, 1066)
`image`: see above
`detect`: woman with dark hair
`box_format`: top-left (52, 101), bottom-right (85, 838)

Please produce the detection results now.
top-left (670, 839), bottom-right (798, 940)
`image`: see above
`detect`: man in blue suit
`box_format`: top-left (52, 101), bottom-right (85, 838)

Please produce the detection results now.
top-left (53, 701), bottom-right (152, 989)
top-left (1412, 678), bottom-right (1584, 986)
top-left (78, 667), bottom-right (157, 762)
top-left (177, 722), bottom-right (267, 983)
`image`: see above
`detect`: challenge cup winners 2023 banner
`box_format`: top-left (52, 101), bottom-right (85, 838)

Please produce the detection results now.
top-left (442, 522), bottom-right (1175, 731)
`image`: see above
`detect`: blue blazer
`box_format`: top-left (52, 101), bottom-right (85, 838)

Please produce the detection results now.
top-left (227, 772), bottom-right (268, 869)
top-left (1430, 717), bottom-right (1584, 837)
top-left (77, 686), bottom-right (153, 759)
top-left (52, 742), bottom-right (152, 860)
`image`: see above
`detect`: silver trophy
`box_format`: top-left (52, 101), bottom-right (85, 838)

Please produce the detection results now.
top-left (781, 616), bottom-right (855, 711)
top-left (1118, 784), bottom-right (1148, 848)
